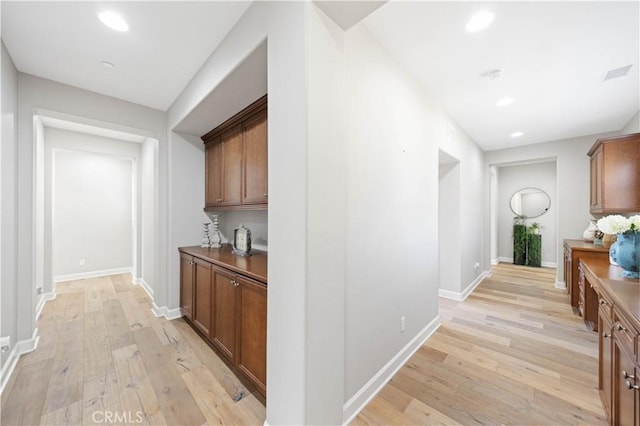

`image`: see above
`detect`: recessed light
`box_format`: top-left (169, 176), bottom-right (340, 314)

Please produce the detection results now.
top-left (101, 61), bottom-right (115, 69)
top-left (98, 11), bottom-right (129, 32)
top-left (466, 11), bottom-right (494, 33)
top-left (510, 132), bottom-right (524, 138)
top-left (496, 97), bottom-right (514, 107)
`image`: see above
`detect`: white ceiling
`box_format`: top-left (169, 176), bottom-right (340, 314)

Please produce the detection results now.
top-left (1, 1), bottom-right (251, 111)
top-left (2, 1), bottom-right (638, 150)
top-left (364, 1), bottom-right (639, 150)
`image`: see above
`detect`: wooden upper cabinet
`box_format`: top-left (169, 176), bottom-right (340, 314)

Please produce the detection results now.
top-left (205, 139), bottom-right (223, 208)
top-left (243, 110), bottom-right (268, 205)
top-left (202, 95), bottom-right (268, 211)
top-left (588, 133), bottom-right (640, 214)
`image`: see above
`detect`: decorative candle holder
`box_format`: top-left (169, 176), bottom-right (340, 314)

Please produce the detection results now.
top-left (209, 215), bottom-right (222, 248)
top-left (201, 222), bottom-right (211, 248)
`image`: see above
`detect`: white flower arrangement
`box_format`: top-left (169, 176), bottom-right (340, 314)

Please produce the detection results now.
top-left (596, 214), bottom-right (640, 234)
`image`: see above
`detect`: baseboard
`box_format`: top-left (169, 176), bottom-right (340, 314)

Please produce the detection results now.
top-left (151, 304), bottom-right (183, 320)
top-left (438, 270), bottom-right (491, 302)
top-left (491, 257), bottom-right (499, 266)
top-left (132, 277), bottom-right (154, 297)
top-left (54, 267), bottom-right (132, 283)
top-left (35, 290), bottom-right (57, 321)
top-left (498, 257), bottom-right (557, 269)
top-left (342, 315), bottom-right (441, 424)
top-left (0, 328), bottom-right (39, 395)
top-left (555, 280), bottom-right (567, 289)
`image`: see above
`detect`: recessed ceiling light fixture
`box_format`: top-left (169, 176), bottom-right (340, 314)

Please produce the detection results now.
top-left (98, 11), bottom-right (129, 32)
top-left (466, 11), bottom-right (494, 33)
top-left (510, 131), bottom-right (524, 138)
top-left (101, 61), bottom-right (115, 69)
top-left (496, 97), bottom-right (514, 107)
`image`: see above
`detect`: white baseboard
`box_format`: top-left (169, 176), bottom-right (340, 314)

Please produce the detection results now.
top-left (132, 277), bottom-right (154, 297)
top-left (35, 291), bottom-right (56, 321)
top-left (0, 328), bottom-right (39, 395)
top-left (498, 257), bottom-right (557, 269)
top-left (555, 280), bottom-right (567, 289)
top-left (438, 270), bottom-right (491, 302)
top-left (132, 277), bottom-right (181, 321)
top-left (491, 257), bottom-right (499, 266)
top-left (151, 304), bottom-right (183, 320)
top-left (54, 267), bottom-right (132, 283)
top-left (342, 315), bottom-right (441, 424)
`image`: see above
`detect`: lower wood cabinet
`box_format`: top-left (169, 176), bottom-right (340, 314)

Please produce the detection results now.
top-left (179, 248), bottom-right (267, 398)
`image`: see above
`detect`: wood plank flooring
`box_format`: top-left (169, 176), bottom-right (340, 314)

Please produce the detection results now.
top-left (353, 263), bottom-right (606, 425)
top-left (2, 264), bottom-right (606, 425)
top-left (1, 274), bottom-right (266, 426)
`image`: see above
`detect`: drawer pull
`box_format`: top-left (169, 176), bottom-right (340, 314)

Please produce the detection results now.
top-left (623, 371), bottom-right (636, 380)
top-left (599, 300), bottom-right (607, 306)
top-left (626, 381), bottom-right (640, 391)
top-left (602, 332), bottom-right (611, 339)
top-left (616, 323), bottom-right (628, 332)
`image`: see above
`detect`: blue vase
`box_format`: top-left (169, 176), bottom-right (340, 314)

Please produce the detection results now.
top-left (609, 231), bottom-right (640, 279)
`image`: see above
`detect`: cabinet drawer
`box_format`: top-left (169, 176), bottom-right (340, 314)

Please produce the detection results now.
top-left (598, 294), bottom-right (614, 322)
top-left (613, 311), bottom-right (636, 356)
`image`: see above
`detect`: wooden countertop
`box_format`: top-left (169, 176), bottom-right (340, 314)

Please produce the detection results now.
top-left (179, 245), bottom-right (267, 284)
top-left (582, 258), bottom-right (640, 331)
top-left (564, 239), bottom-right (610, 252)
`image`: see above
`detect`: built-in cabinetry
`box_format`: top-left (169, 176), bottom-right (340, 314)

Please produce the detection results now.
top-left (179, 245), bottom-right (267, 397)
top-left (202, 95), bottom-right (268, 211)
top-left (581, 258), bottom-right (640, 425)
top-left (563, 240), bottom-right (609, 321)
top-left (588, 133), bottom-right (640, 215)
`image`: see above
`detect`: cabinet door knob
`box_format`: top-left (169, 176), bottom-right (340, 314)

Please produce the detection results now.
top-left (602, 332), bottom-right (610, 339)
top-left (623, 371), bottom-right (636, 380)
top-left (234, 281), bottom-right (239, 287)
top-left (626, 380), bottom-right (640, 391)
top-left (263, 193), bottom-right (268, 197)
top-left (600, 300), bottom-right (607, 306)
top-left (616, 323), bottom-right (627, 332)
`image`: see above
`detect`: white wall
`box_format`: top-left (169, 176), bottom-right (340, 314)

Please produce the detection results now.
top-left (140, 138), bottom-right (156, 291)
top-left (343, 23), bottom-right (486, 412)
top-left (497, 161), bottom-right (557, 266)
top-left (52, 149), bottom-right (133, 277)
top-left (484, 131), bottom-right (618, 284)
top-left (438, 156), bottom-right (461, 293)
top-left (1, 41), bottom-right (19, 370)
top-left (622, 110), bottom-right (639, 134)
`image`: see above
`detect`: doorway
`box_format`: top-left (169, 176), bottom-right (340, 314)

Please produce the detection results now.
top-left (438, 150), bottom-right (461, 296)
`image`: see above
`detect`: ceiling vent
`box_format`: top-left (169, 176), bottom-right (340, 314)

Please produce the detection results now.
top-left (604, 64), bottom-right (632, 81)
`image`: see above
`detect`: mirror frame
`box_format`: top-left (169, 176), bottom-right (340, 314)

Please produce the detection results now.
top-left (509, 187), bottom-right (551, 219)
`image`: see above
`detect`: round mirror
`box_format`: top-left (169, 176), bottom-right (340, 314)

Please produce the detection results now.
top-left (510, 187), bottom-right (550, 219)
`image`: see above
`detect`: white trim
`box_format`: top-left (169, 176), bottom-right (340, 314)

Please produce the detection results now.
top-left (555, 280), bottom-right (567, 290)
top-left (54, 266), bottom-right (132, 283)
top-left (132, 277), bottom-right (154, 297)
top-left (498, 257), bottom-right (557, 269)
top-left (342, 316), bottom-right (441, 424)
top-left (151, 304), bottom-right (183, 320)
top-left (438, 270), bottom-right (491, 301)
top-left (491, 257), bottom-right (499, 266)
top-left (0, 328), bottom-right (39, 395)
top-left (35, 290), bottom-right (57, 321)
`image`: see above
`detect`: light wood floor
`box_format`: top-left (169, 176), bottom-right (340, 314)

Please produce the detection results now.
top-left (1, 274), bottom-right (266, 426)
top-left (353, 263), bottom-right (606, 425)
top-left (2, 265), bottom-right (606, 425)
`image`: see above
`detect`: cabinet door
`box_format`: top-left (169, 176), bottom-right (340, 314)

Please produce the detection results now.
top-left (193, 258), bottom-right (213, 337)
top-left (614, 337), bottom-right (636, 426)
top-left (237, 276), bottom-right (267, 397)
top-left (590, 148), bottom-right (603, 212)
top-left (599, 307), bottom-right (613, 419)
top-left (180, 253), bottom-right (194, 320)
top-left (205, 141), bottom-right (223, 206)
top-left (212, 266), bottom-right (239, 361)
top-left (242, 110), bottom-right (268, 206)
top-left (601, 138), bottom-right (640, 213)
top-left (221, 126), bottom-right (243, 206)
